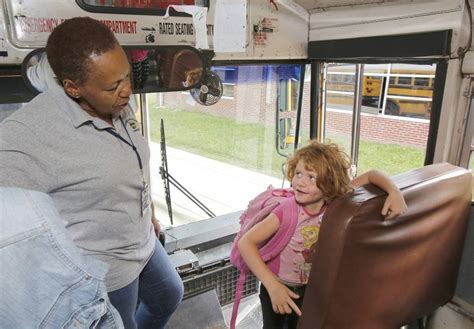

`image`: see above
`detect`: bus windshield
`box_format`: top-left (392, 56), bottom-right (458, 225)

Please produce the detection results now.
top-left (146, 63), bottom-right (309, 226)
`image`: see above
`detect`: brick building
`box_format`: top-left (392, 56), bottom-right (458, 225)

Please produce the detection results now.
top-left (159, 65), bottom-right (430, 148)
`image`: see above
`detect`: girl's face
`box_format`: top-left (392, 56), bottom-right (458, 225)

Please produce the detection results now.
top-left (292, 159), bottom-right (325, 213)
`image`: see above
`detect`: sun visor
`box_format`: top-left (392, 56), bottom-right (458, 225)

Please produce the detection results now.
top-left (308, 0), bottom-right (468, 60)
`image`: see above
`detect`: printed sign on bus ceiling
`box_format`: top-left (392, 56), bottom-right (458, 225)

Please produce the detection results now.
top-left (4, 0), bottom-right (213, 47)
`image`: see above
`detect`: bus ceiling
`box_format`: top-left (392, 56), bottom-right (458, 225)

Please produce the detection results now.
top-left (0, 0), bottom-right (473, 108)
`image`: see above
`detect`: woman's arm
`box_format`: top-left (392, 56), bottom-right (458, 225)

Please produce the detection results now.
top-left (238, 213), bottom-right (302, 315)
top-left (351, 170), bottom-right (407, 219)
top-left (151, 202), bottom-right (160, 237)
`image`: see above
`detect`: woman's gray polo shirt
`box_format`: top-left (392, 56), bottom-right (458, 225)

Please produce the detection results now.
top-left (0, 86), bottom-right (155, 291)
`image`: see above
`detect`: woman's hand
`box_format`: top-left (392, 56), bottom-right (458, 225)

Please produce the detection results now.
top-left (150, 202), bottom-right (160, 237)
top-left (267, 281), bottom-right (302, 316)
top-left (151, 216), bottom-right (160, 237)
top-left (382, 189), bottom-right (408, 219)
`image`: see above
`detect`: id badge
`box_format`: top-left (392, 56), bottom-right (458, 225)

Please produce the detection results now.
top-left (140, 180), bottom-right (151, 218)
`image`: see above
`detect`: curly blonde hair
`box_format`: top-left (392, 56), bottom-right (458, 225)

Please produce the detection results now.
top-left (286, 140), bottom-right (353, 201)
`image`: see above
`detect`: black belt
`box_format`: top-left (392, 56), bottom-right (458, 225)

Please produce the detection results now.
top-left (284, 284), bottom-right (306, 295)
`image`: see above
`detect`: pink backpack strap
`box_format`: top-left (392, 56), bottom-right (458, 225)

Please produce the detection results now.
top-left (260, 197), bottom-right (299, 262)
top-left (230, 272), bottom-right (247, 329)
top-left (230, 197), bottom-right (298, 329)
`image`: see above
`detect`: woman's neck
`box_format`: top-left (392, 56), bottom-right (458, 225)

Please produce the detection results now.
top-left (78, 101), bottom-right (113, 125)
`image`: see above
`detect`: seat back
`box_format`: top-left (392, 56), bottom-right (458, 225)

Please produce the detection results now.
top-left (298, 163), bottom-right (472, 329)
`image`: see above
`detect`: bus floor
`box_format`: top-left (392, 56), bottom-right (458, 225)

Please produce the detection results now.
top-left (222, 294), bottom-right (263, 329)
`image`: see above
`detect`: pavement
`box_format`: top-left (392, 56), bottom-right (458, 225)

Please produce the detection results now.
top-left (149, 141), bottom-right (290, 227)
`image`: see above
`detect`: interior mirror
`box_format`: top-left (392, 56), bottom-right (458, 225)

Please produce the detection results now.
top-left (125, 46), bottom-right (204, 93)
top-left (22, 46), bottom-right (204, 94)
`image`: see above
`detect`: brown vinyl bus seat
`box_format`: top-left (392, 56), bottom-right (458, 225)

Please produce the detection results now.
top-left (298, 163), bottom-right (472, 329)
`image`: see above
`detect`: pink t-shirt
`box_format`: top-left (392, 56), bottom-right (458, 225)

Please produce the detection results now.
top-left (272, 201), bottom-right (326, 285)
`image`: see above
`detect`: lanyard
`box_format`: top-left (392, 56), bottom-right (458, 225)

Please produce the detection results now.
top-left (105, 116), bottom-right (143, 172)
top-left (105, 116), bottom-right (150, 218)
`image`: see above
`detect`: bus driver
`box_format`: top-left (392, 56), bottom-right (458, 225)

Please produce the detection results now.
top-left (0, 17), bottom-right (183, 329)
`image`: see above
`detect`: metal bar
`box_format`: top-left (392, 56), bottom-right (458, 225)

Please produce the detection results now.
top-left (310, 62), bottom-right (320, 140)
top-left (139, 93), bottom-right (150, 141)
top-left (159, 119), bottom-right (216, 220)
top-left (351, 64), bottom-right (364, 175)
top-left (317, 63), bottom-right (329, 141)
top-left (167, 174), bottom-right (216, 218)
top-left (294, 64), bottom-right (305, 150)
top-left (425, 60), bottom-right (448, 165)
top-left (159, 119), bottom-right (173, 225)
top-left (275, 66), bottom-right (288, 158)
top-left (381, 64), bottom-right (391, 114)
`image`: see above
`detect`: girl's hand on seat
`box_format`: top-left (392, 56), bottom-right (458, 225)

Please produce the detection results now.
top-left (382, 189), bottom-right (407, 219)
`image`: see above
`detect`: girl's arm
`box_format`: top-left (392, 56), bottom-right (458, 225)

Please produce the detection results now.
top-left (351, 169), bottom-right (407, 219)
top-left (238, 213), bottom-right (302, 315)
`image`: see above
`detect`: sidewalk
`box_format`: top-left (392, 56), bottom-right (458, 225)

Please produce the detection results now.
top-left (149, 142), bottom-right (289, 227)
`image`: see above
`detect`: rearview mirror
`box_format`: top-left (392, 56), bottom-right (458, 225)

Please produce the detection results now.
top-left (125, 46), bottom-right (204, 93)
top-left (22, 46), bottom-right (204, 94)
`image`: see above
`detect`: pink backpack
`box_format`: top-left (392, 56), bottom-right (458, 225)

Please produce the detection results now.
top-left (229, 186), bottom-right (299, 329)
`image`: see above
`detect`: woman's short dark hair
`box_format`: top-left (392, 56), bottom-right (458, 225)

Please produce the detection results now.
top-left (46, 17), bottom-right (118, 85)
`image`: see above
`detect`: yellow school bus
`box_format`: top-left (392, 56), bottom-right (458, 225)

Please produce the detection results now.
top-left (327, 65), bottom-right (435, 118)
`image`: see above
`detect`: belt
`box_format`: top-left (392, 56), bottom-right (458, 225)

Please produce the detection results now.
top-left (285, 284), bottom-right (306, 295)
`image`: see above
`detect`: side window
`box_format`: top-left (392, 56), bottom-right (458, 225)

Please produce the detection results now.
top-left (212, 67), bottom-right (238, 98)
top-left (414, 77), bottom-right (429, 87)
top-left (324, 63), bottom-right (437, 176)
top-left (397, 76), bottom-right (412, 86)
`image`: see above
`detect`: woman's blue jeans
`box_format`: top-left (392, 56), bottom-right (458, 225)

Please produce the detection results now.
top-left (108, 241), bottom-right (184, 329)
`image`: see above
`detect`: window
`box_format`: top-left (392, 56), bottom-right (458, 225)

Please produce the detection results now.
top-left (323, 62), bottom-right (437, 176)
top-left (211, 67), bottom-right (238, 98)
top-left (222, 84), bottom-right (234, 98)
top-left (397, 76), bottom-right (412, 85)
top-left (414, 77), bottom-right (430, 87)
top-left (145, 64), bottom-right (309, 226)
top-left (342, 75), bottom-right (355, 84)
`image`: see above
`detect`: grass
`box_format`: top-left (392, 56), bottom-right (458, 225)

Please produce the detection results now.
top-left (324, 134), bottom-right (425, 175)
top-left (149, 107), bottom-right (289, 177)
top-left (149, 106), bottom-right (426, 178)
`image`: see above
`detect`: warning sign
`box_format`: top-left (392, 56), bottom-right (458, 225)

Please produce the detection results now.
top-left (16, 17), bottom-right (65, 33)
top-left (253, 17), bottom-right (277, 47)
top-left (15, 16), bottom-right (138, 34)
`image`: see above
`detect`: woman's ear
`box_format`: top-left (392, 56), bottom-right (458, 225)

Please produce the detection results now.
top-left (62, 79), bottom-right (81, 99)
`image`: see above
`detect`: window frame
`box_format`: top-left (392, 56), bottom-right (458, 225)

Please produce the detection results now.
top-left (76, 0), bottom-right (208, 16)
